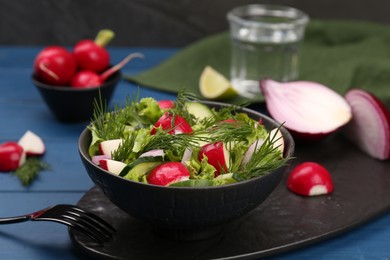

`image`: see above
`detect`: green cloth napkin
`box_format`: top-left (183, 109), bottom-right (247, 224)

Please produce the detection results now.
top-left (126, 20), bottom-right (390, 106)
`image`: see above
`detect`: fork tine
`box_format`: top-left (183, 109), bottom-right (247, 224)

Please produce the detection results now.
top-left (60, 214), bottom-right (111, 243)
top-left (64, 205), bottom-right (116, 232)
top-left (34, 204), bottom-right (115, 244)
top-left (38, 215), bottom-right (108, 243)
top-left (47, 205), bottom-right (116, 235)
top-left (61, 212), bottom-right (113, 240)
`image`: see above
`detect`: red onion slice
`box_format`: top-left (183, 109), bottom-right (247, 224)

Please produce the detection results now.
top-left (344, 89), bottom-right (390, 160)
top-left (260, 79), bottom-right (352, 140)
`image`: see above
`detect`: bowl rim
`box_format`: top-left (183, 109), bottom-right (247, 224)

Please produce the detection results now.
top-left (32, 69), bottom-right (122, 92)
top-left (78, 100), bottom-right (295, 190)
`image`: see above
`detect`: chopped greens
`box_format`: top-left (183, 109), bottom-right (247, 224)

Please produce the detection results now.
top-left (13, 158), bottom-right (50, 186)
top-left (89, 92), bottom-right (290, 186)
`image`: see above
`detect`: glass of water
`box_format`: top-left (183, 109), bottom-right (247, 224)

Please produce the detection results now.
top-left (227, 4), bottom-right (309, 98)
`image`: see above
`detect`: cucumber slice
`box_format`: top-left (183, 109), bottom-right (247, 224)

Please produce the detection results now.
top-left (213, 173), bottom-right (237, 185)
top-left (185, 102), bottom-right (213, 121)
top-left (119, 156), bottom-right (164, 177)
top-left (123, 161), bottom-right (162, 182)
top-left (169, 179), bottom-right (214, 187)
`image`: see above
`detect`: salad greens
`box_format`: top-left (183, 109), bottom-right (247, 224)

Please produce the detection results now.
top-left (88, 92), bottom-right (289, 187)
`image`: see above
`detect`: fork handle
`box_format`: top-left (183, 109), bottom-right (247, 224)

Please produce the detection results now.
top-left (0, 215), bottom-right (30, 224)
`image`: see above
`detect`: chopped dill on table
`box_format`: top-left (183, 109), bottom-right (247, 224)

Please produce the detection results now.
top-left (13, 158), bottom-right (50, 186)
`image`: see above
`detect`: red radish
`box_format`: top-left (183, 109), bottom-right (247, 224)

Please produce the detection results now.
top-left (34, 46), bottom-right (77, 86)
top-left (219, 119), bottom-right (237, 124)
top-left (18, 130), bottom-right (45, 156)
top-left (70, 71), bottom-right (101, 88)
top-left (343, 89), bottom-right (390, 160)
top-left (147, 162), bottom-right (190, 186)
top-left (158, 100), bottom-right (175, 109)
top-left (71, 52), bottom-right (144, 88)
top-left (0, 142), bottom-right (26, 172)
top-left (260, 79), bottom-right (352, 141)
top-left (150, 113), bottom-right (192, 135)
top-left (99, 159), bottom-right (127, 175)
top-left (287, 162), bottom-right (334, 196)
top-left (199, 142), bottom-right (230, 176)
top-left (92, 154), bottom-right (110, 165)
top-left (73, 29), bottom-right (115, 73)
top-left (217, 119), bottom-right (241, 127)
top-left (99, 139), bottom-right (123, 156)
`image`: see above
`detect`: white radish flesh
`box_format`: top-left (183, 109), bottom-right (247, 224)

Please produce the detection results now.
top-left (269, 128), bottom-right (284, 155)
top-left (139, 149), bottom-right (164, 158)
top-left (99, 159), bottom-right (127, 175)
top-left (181, 148), bottom-right (193, 165)
top-left (242, 139), bottom-right (265, 166)
top-left (99, 139), bottom-right (123, 156)
top-left (18, 130), bottom-right (45, 156)
top-left (242, 128), bottom-right (285, 167)
top-left (92, 154), bottom-right (110, 165)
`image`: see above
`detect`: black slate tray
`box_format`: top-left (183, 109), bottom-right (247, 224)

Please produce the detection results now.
top-left (69, 133), bottom-right (390, 259)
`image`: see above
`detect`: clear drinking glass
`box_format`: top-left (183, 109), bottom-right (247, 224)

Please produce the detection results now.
top-left (227, 4), bottom-right (309, 98)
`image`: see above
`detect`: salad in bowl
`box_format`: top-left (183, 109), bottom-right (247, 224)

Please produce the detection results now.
top-left (78, 92), bottom-right (294, 239)
top-left (87, 93), bottom-right (289, 187)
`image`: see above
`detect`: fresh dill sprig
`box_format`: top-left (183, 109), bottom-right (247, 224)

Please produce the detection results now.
top-left (142, 130), bottom-right (192, 152)
top-left (175, 90), bottom-right (199, 125)
top-left (211, 121), bottom-right (253, 143)
top-left (234, 124), bottom-right (290, 181)
top-left (13, 158), bottom-right (50, 186)
top-left (111, 132), bottom-right (137, 163)
top-left (90, 94), bottom-right (125, 140)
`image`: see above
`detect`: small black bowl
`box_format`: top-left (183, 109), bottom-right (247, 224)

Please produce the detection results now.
top-left (78, 101), bottom-right (295, 240)
top-left (32, 70), bottom-right (121, 123)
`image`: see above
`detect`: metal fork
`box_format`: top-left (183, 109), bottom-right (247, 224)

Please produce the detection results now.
top-left (0, 204), bottom-right (115, 244)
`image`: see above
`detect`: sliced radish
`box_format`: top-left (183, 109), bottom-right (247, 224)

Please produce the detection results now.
top-left (199, 142), bottom-right (230, 176)
top-left (92, 154), bottom-right (111, 165)
top-left (242, 138), bottom-right (265, 166)
top-left (287, 162), bottom-right (334, 196)
top-left (99, 139), bottom-right (123, 156)
top-left (147, 162), bottom-right (190, 186)
top-left (269, 128), bottom-right (284, 154)
top-left (139, 149), bottom-right (164, 158)
top-left (18, 130), bottom-right (45, 156)
top-left (343, 89), bottom-right (390, 160)
top-left (0, 142), bottom-right (26, 171)
top-left (150, 113), bottom-right (192, 135)
top-left (181, 147), bottom-right (193, 164)
top-left (242, 128), bottom-right (285, 166)
top-left (99, 159), bottom-right (127, 175)
top-left (260, 79), bottom-right (352, 141)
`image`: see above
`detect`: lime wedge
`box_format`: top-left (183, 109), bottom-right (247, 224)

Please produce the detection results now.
top-left (199, 66), bottom-right (238, 100)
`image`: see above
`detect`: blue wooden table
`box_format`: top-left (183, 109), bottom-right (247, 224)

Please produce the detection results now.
top-left (0, 47), bottom-right (389, 259)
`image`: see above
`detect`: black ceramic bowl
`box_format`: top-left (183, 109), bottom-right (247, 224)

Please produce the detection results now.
top-left (32, 70), bottom-right (121, 122)
top-left (78, 101), bottom-right (295, 240)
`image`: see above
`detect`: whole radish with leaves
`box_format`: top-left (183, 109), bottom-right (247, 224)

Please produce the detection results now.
top-left (73, 29), bottom-right (114, 73)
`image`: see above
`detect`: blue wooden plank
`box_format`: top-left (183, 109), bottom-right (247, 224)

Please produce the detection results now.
top-left (0, 192), bottom-right (85, 260)
top-left (0, 139), bottom-right (94, 192)
top-left (0, 102), bottom-right (88, 140)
